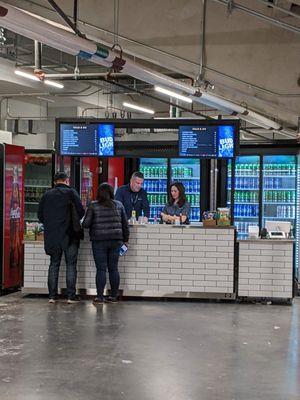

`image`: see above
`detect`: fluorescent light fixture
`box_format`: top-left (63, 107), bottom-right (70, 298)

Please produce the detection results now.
top-left (44, 79), bottom-right (64, 89)
top-left (155, 86), bottom-right (192, 103)
top-left (15, 69), bottom-right (39, 81)
top-left (37, 96), bottom-right (55, 103)
top-left (123, 102), bottom-right (155, 114)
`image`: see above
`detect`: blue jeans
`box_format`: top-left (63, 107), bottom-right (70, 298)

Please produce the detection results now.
top-left (48, 241), bottom-right (79, 299)
top-left (92, 241), bottom-right (121, 299)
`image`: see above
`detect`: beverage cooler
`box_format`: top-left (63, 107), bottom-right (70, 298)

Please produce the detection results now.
top-left (262, 156), bottom-right (297, 228)
top-left (139, 158), bottom-right (168, 221)
top-left (55, 155), bottom-right (72, 181)
top-left (227, 153), bottom-right (299, 277)
top-left (80, 158), bottom-right (99, 208)
top-left (227, 156), bottom-right (260, 238)
top-left (170, 159), bottom-right (201, 222)
top-left (139, 158), bottom-right (201, 222)
top-left (0, 144), bottom-right (25, 291)
top-left (24, 151), bottom-right (55, 224)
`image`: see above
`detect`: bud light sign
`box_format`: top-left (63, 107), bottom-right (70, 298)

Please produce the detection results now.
top-left (98, 124), bottom-right (115, 156)
top-left (217, 125), bottom-right (234, 158)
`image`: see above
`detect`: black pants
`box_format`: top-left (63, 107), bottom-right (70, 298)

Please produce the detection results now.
top-left (92, 241), bottom-right (121, 299)
top-left (48, 241), bottom-right (79, 299)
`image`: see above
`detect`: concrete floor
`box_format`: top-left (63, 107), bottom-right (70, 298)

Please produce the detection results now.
top-left (0, 294), bottom-right (299, 400)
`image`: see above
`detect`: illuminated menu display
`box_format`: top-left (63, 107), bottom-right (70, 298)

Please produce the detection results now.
top-left (179, 125), bottom-right (235, 158)
top-left (60, 123), bottom-right (115, 156)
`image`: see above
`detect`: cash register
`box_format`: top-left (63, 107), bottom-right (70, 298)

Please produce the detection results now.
top-left (265, 220), bottom-right (291, 239)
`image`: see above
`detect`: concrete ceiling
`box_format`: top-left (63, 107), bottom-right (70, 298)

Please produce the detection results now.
top-left (0, 0), bottom-right (299, 139)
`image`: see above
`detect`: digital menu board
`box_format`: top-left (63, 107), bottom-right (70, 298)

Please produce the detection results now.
top-left (60, 123), bottom-right (115, 156)
top-left (179, 125), bottom-right (235, 158)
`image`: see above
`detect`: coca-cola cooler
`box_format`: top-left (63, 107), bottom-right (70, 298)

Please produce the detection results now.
top-left (80, 158), bottom-right (99, 208)
top-left (0, 143), bottom-right (25, 291)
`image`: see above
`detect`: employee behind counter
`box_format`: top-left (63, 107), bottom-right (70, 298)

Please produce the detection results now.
top-left (161, 182), bottom-right (190, 224)
top-left (115, 171), bottom-right (150, 221)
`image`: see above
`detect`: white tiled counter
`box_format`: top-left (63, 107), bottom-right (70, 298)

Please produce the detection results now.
top-left (23, 225), bottom-right (236, 299)
top-left (238, 239), bottom-right (294, 300)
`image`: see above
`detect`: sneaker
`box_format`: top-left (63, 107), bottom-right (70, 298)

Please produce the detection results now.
top-left (67, 295), bottom-right (81, 304)
top-left (48, 298), bottom-right (57, 304)
top-left (93, 297), bottom-right (104, 305)
top-left (104, 296), bottom-right (119, 304)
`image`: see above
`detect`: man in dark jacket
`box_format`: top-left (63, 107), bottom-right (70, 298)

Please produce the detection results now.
top-left (38, 171), bottom-right (84, 304)
top-left (115, 171), bottom-right (150, 221)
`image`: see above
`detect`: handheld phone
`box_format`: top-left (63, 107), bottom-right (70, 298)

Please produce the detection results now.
top-left (119, 244), bottom-right (128, 256)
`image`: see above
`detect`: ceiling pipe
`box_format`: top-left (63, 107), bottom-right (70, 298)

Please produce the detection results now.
top-left (43, 72), bottom-right (126, 78)
top-left (34, 40), bottom-right (42, 71)
top-left (0, 1), bottom-right (291, 134)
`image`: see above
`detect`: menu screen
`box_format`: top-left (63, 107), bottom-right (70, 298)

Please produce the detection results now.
top-left (60, 123), bottom-right (115, 156)
top-left (179, 124), bottom-right (235, 158)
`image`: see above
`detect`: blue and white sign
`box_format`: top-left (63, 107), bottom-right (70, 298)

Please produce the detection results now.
top-left (217, 125), bottom-right (234, 158)
top-left (98, 124), bottom-right (115, 156)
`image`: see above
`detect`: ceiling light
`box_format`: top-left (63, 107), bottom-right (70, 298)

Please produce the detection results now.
top-left (37, 96), bottom-right (55, 103)
top-left (15, 69), bottom-right (39, 81)
top-left (154, 86), bottom-right (192, 103)
top-left (0, 27), bottom-right (6, 45)
top-left (44, 79), bottom-right (64, 89)
top-left (123, 102), bottom-right (155, 114)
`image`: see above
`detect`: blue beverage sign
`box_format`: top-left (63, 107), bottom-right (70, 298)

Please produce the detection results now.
top-left (217, 125), bottom-right (234, 158)
top-left (98, 124), bottom-right (114, 156)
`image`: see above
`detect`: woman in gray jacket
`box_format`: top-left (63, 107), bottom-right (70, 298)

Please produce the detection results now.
top-left (83, 183), bottom-right (129, 304)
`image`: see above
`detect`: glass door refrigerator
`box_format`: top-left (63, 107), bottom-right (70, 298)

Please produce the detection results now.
top-left (170, 158), bottom-right (200, 222)
top-left (262, 155), bottom-right (296, 230)
top-left (227, 156), bottom-right (260, 239)
top-left (139, 158), bottom-right (168, 222)
top-left (24, 152), bottom-right (54, 224)
top-left (80, 158), bottom-right (99, 208)
top-left (0, 144), bottom-right (25, 291)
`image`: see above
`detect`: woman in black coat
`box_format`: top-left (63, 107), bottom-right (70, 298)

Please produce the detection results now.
top-left (83, 183), bottom-right (129, 304)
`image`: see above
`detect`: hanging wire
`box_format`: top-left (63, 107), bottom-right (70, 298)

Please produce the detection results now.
top-left (113, 0), bottom-right (120, 45)
top-left (196, 0), bottom-right (207, 85)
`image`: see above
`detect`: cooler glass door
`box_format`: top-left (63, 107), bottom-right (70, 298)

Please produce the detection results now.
top-left (3, 144), bottom-right (25, 289)
top-left (139, 158), bottom-right (168, 222)
top-left (170, 158), bottom-right (200, 222)
top-left (25, 153), bottom-right (52, 224)
top-left (262, 155), bottom-right (296, 230)
top-left (227, 156), bottom-right (260, 238)
top-left (81, 158), bottom-right (99, 208)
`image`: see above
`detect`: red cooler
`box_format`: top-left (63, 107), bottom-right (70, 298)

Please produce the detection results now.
top-left (0, 143), bottom-right (25, 291)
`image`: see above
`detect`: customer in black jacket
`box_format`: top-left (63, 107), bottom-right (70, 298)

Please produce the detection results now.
top-left (38, 171), bottom-right (84, 304)
top-left (83, 183), bottom-right (129, 304)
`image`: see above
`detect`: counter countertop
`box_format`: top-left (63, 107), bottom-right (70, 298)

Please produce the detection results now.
top-left (128, 224), bottom-right (234, 229)
top-left (238, 238), bottom-right (294, 243)
top-left (23, 224), bottom-right (235, 244)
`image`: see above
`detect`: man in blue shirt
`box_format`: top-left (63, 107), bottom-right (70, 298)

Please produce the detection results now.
top-left (115, 171), bottom-right (150, 221)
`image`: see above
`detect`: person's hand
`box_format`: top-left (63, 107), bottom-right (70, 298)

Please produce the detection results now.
top-left (124, 242), bottom-right (129, 248)
top-left (144, 217), bottom-right (148, 223)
